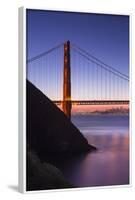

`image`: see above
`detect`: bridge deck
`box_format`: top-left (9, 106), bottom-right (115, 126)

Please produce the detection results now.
top-left (53, 100), bottom-right (129, 105)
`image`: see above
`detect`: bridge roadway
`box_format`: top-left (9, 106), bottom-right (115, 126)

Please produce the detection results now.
top-left (53, 100), bottom-right (129, 105)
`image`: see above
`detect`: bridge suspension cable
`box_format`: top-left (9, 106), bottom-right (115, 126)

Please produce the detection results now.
top-left (71, 45), bottom-right (129, 82)
top-left (71, 43), bottom-right (129, 81)
top-left (27, 41), bottom-right (129, 103)
top-left (27, 42), bottom-right (64, 63)
top-left (27, 43), bottom-right (64, 100)
top-left (71, 43), bottom-right (129, 101)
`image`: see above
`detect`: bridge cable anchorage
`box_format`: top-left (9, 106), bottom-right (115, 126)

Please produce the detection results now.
top-left (71, 43), bottom-right (129, 81)
top-left (27, 42), bottom-right (64, 63)
top-left (71, 46), bottom-right (129, 82)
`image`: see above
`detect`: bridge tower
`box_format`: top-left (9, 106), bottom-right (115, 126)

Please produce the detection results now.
top-left (62, 41), bottom-right (72, 119)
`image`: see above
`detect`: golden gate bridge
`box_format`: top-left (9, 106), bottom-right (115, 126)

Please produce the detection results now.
top-left (27, 41), bottom-right (129, 119)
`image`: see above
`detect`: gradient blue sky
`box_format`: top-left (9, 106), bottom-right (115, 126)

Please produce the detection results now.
top-left (27, 9), bottom-right (129, 75)
top-left (26, 9), bottom-right (129, 100)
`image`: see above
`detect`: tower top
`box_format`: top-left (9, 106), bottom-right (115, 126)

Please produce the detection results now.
top-left (65, 40), bottom-right (70, 45)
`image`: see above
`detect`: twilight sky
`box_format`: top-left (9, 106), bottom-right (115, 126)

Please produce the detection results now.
top-left (26, 9), bottom-right (129, 100)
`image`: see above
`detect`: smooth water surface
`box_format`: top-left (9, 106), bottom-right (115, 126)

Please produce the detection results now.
top-left (61, 115), bottom-right (129, 187)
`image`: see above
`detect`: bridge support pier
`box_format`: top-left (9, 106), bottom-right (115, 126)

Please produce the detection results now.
top-left (62, 41), bottom-right (72, 119)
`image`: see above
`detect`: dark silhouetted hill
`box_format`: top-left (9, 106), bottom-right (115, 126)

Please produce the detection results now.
top-left (27, 80), bottom-right (96, 160)
top-left (27, 150), bottom-right (73, 191)
top-left (26, 80), bottom-right (96, 191)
